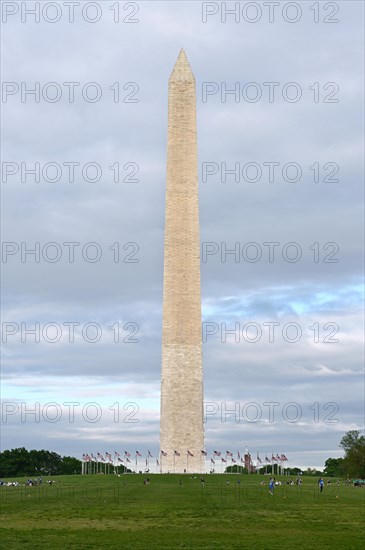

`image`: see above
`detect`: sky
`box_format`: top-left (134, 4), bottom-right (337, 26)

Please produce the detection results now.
top-left (1, 0), bottom-right (364, 471)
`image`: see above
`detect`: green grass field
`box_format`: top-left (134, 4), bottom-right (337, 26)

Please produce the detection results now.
top-left (1, 474), bottom-right (364, 549)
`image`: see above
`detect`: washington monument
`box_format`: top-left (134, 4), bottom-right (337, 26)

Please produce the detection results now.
top-left (160, 49), bottom-right (204, 473)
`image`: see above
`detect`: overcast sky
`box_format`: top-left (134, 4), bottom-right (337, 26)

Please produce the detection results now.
top-left (1, 0), bottom-right (364, 471)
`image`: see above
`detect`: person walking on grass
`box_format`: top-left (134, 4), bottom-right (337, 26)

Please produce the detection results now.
top-left (318, 478), bottom-right (324, 493)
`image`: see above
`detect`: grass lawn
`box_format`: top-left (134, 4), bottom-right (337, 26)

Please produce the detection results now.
top-left (1, 474), bottom-right (364, 549)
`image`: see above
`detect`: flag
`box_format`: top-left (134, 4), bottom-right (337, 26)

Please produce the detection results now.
top-left (126, 458), bottom-right (131, 463)
top-left (91, 453), bottom-right (96, 460)
top-left (226, 451), bottom-right (233, 456)
top-left (211, 458), bottom-right (215, 464)
top-left (257, 453), bottom-right (262, 464)
top-left (146, 459), bottom-right (148, 466)
top-left (115, 451), bottom-right (120, 457)
top-left (281, 454), bottom-right (288, 461)
top-left (237, 451), bottom-right (241, 459)
top-left (136, 451), bottom-right (142, 457)
top-left (174, 450), bottom-right (180, 456)
top-left (232, 458), bottom-right (236, 463)
top-left (161, 450), bottom-right (167, 457)
top-left (272, 454), bottom-right (277, 461)
top-left (118, 457), bottom-right (123, 463)
top-left (187, 450), bottom-right (194, 457)
top-left (201, 450), bottom-right (207, 456)
top-left (82, 453), bottom-right (86, 461)
top-left (265, 456), bottom-right (270, 463)
top-left (240, 458), bottom-right (244, 463)
top-left (222, 458), bottom-right (226, 463)
top-left (276, 454), bottom-right (281, 461)
top-left (106, 452), bottom-right (111, 459)
top-left (125, 451), bottom-right (131, 458)
top-left (213, 450), bottom-right (221, 457)
top-left (148, 450), bottom-right (153, 458)
top-left (156, 459), bottom-right (159, 466)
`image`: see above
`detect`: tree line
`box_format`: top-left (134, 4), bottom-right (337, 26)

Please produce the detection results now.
top-left (324, 431), bottom-right (365, 478)
top-left (0, 447), bottom-right (81, 477)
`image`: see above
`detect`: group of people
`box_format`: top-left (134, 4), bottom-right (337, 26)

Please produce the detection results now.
top-left (318, 478), bottom-right (340, 492)
top-left (26, 477), bottom-right (43, 486)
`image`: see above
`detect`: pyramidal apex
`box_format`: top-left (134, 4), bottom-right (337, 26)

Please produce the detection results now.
top-left (169, 49), bottom-right (195, 82)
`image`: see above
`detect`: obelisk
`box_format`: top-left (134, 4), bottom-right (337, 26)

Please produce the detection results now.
top-left (160, 49), bottom-right (204, 474)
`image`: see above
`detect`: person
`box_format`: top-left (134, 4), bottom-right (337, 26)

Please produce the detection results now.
top-left (318, 478), bottom-right (324, 493)
top-left (269, 477), bottom-right (274, 495)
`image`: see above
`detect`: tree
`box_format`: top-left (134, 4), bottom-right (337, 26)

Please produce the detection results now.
top-left (0, 448), bottom-right (81, 478)
top-left (339, 431), bottom-right (365, 478)
top-left (324, 457), bottom-right (345, 477)
top-left (225, 465), bottom-right (245, 474)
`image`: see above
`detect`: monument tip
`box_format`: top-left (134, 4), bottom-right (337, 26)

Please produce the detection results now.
top-left (169, 48), bottom-right (194, 82)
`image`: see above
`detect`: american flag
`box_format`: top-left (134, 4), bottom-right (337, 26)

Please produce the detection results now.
top-left (211, 458), bottom-right (215, 464)
top-left (213, 450), bottom-right (221, 457)
top-left (237, 451), bottom-right (241, 459)
top-left (136, 451), bottom-right (142, 457)
top-left (91, 453), bottom-right (96, 460)
top-left (106, 452), bottom-right (112, 459)
top-left (276, 454), bottom-right (281, 461)
top-left (265, 456), bottom-right (270, 463)
top-left (226, 451), bottom-right (233, 456)
top-left (126, 458), bottom-right (131, 463)
top-left (257, 453), bottom-right (262, 464)
top-left (118, 457), bottom-right (123, 463)
top-left (201, 450), bottom-right (207, 456)
top-left (174, 450), bottom-right (180, 456)
top-left (232, 458), bottom-right (236, 463)
top-left (115, 451), bottom-right (120, 457)
top-left (125, 451), bottom-right (131, 458)
top-left (156, 459), bottom-right (160, 466)
top-left (161, 450), bottom-right (167, 457)
top-left (281, 454), bottom-right (288, 461)
top-left (222, 458), bottom-right (227, 463)
top-left (187, 450), bottom-right (194, 457)
top-left (272, 454), bottom-right (277, 461)
top-left (148, 450), bottom-right (153, 458)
